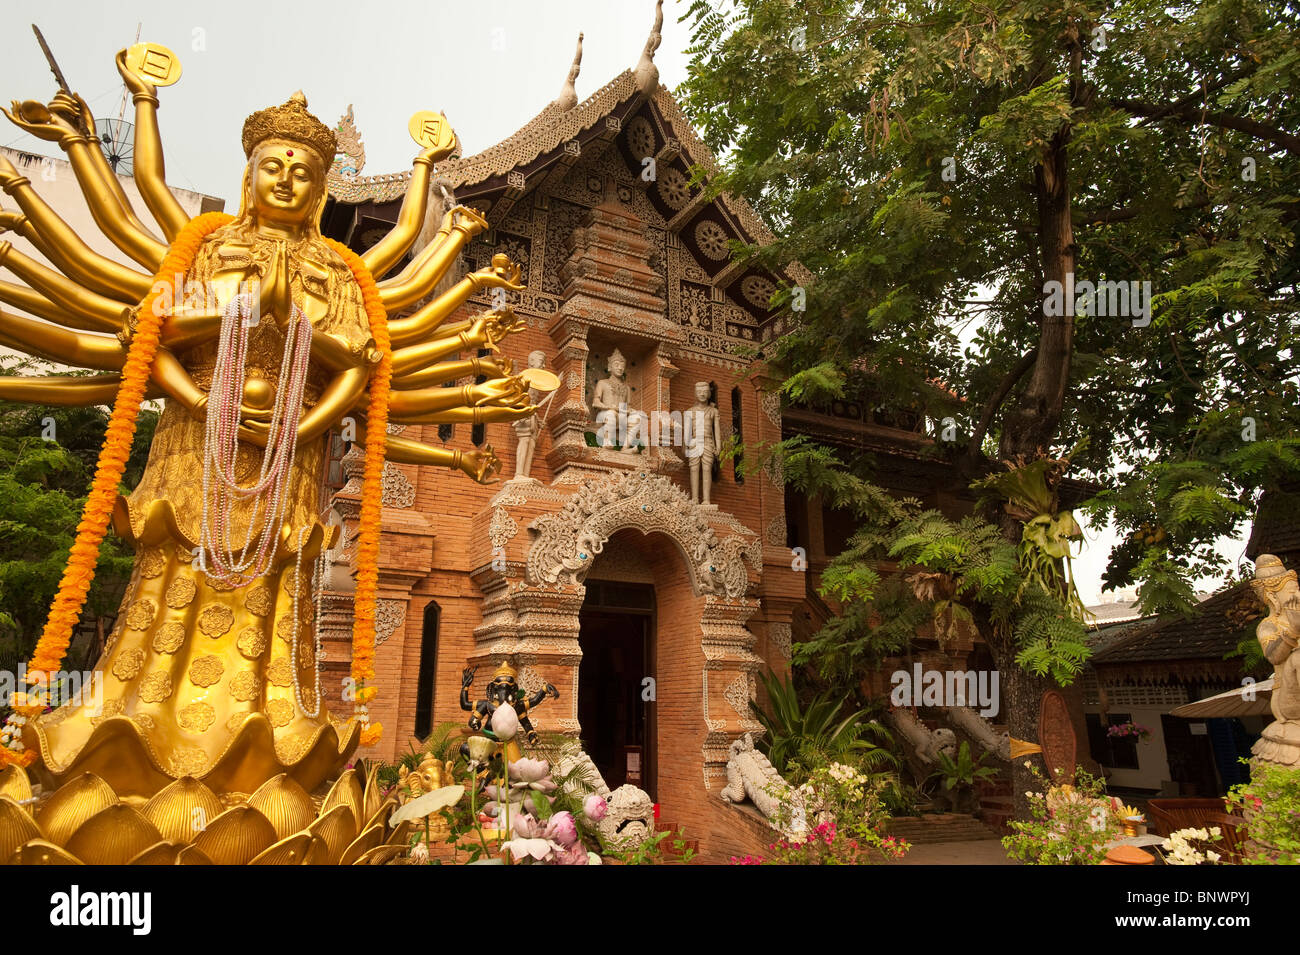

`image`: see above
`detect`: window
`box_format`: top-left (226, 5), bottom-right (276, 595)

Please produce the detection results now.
top-left (413, 601), bottom-right (440, 739)
top-left (730, 386), bottom-right (744, 484)
top-left (320, 429), bottom-right (348, 510)
top-left (471, 348), bottom-right (488, 447)
top-left (1086, 712), bottom-right (1140, 770)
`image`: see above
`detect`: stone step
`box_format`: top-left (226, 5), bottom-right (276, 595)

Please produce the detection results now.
top-left (883, 813), bottom-right (1000, 844)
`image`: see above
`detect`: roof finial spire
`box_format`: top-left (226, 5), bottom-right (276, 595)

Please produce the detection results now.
top-left (553, 32), bottom-right (584, 110)
top-left (635, 0), bottom-right (663, 95)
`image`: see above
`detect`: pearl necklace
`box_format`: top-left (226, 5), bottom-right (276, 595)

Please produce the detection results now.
top-left (198, 292), bottom-right (312, 587)
top-left (288, 526), bottom-right (325, 719)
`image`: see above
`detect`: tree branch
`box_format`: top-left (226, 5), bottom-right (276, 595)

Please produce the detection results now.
top-left (1111, 98), bottom-right (1300, 155)
top-left (967, 346), bottom-right (1039, 460)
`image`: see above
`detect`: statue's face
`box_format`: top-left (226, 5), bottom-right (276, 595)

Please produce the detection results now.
top-left (488, 678), bottom-right (517, 705)
top-left (695, 382), bottom-right (710, 402)
top-left (250, 139), bottom-right (323, 227)
top-left (609, 355), bottom-right (626, 377)
top-left (528, 351), bottom-right (546, 370)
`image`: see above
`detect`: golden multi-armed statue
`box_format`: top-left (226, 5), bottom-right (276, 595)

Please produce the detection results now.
top-left (0, 41), bottom-right (550, 861)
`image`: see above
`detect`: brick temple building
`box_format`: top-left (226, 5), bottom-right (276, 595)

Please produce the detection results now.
top-left (315, 11), bottom-right (1029, 858)
top-left (317, 22), bottom-right (816, 856)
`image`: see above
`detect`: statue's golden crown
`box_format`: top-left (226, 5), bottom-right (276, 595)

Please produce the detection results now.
top-left (241, 91), bottom-right (337, 162)
top-left (491, 662), bottom-right (518, 682)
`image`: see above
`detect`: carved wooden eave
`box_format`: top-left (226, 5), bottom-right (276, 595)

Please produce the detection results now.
top-left (328, 69), bottom-right (642, 205)
top-left (326, 72), bottom-right (810, 302)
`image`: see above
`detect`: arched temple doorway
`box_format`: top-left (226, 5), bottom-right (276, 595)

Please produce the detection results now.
top-left (470, 471), bottom-right (769, 847)
top-left (578, 571), bottom-right (656, 798)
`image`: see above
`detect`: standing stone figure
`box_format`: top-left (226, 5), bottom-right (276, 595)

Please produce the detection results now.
top-left (512, 350), bottom-right (548, 479)
top-left (684, 380), bottom-right (722, 504)
top-left (591, 347), bottom-right (645, 450)
top-left (1251, 554), bottom-right (1300, 766)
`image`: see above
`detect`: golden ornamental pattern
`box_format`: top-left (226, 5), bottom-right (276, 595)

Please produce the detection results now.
top-left (111, 648), bottom-right (145, 681)
top-left (178, 701), bottom-right (216, 733)
top-left (132, 713), bottom-right (155, 731)
top-left (275, 614), bottom-right (296, 644)
top-left (229, 671), bottom-right (261, 702)
top-left (125, 599), bottom-right (157, 631)
top-left (266, 698), bottom-right (293, 728)
top-left (266, 657), bottom-right (293, 688)
top-left (236, 626), bottom-right (268, 659)
top-left (274, 731), bottom-right (311, 764)
top-left (152, 622), bottom-right (186, 654)
top-left (89, 698), bottom-right (124, 728)
top-left (199, 604), bottom-right (235, 638)
top-left (138, 547), bottom-right (167, 578)
top-left (165, 575), bottom-right (198, 609)
top-left (188, 655), bottom-right (225, 688)
top-left (168, 745), bottom-right (208, 776)
top-left (139, 671), bottom-right (174, 704)
top-left (244, 585), bottom-right (273, 616)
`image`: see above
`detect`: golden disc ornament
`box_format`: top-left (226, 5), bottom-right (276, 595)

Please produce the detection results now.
top-left (407, 110), bottom-right (456, 152)
top-left (124, 43), bottom-right (183, 87)
top-left (518, 368), bottom-right (561, 393)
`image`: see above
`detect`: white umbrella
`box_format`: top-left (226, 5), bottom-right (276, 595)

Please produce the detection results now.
top-left (1170, 678), bottom-right (1273, 718)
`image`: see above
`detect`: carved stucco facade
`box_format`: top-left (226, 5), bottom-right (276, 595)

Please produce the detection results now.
top-left (319, 59), bottom-right (807, 861)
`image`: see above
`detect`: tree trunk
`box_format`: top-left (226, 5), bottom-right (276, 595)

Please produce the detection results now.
top-left (993, 41), bottom-right (1082, 819)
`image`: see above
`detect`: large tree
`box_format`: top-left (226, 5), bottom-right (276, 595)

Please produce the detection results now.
top-left (679, 0), bottom-right (1300, 812)
top-left (0, 360), bottom-right (159, 672)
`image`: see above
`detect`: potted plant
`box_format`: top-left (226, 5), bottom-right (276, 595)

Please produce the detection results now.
top-left (928, 741), bottom-right (998, 813)
top-left (1106, 721), bottom-right (1152, 742)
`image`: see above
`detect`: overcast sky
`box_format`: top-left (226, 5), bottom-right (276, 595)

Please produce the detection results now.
top-left (0, 1), bottom-right (1250, 604)
top-left (0, 0), bottom-right (691, 207)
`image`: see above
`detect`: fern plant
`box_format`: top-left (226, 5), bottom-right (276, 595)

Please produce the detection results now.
top-left (752, 670), bottom-right (898, 777)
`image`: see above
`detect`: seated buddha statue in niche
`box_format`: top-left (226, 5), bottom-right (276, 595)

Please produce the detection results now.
top-left (591, 347), bottom-right (647, 451)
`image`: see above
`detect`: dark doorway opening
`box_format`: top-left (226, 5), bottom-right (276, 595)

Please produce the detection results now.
top-left (414, 601), bottom-right (439, 739)
top-left (578, 580), bottom-right (655, 799)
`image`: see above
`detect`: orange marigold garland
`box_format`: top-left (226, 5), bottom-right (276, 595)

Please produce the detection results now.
top-left (325, 238), bottom-right (390, 748)
top-left (0, 212), bottom-right (233, 768)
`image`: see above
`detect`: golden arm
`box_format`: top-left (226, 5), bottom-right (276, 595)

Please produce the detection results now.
top-left (0, 210), bottom-right (57, 261)
top-left (390, 323), bottom-right (505, 376)
top-left (360, 127), bottom-right (464, 278)
top-left (114, 53), bottom-right (190, 240)
top-left (238, 366), bottom-right (370, 449)
top-left (0, 373), bottom-right (153, 406)
top-left (0, 307), bottom-right (126, 370)
top-left (0, 155), bottom-right (151, 301)
top-left (0, 241), bottom-right (131, 331)
top-left (61, 93), bottom-right (169, 253)
top-left (373, 205), bottom-right (487, 309)
top-left (2, 97), bottom-right (166, 271)
top-left (0, 278), bottom-right (110, 329)
top-left (382, 256), bottom-right (523, 335)
top-left (388, 404), bottom-right (538, 426)
top-left (386, 312), bottom-right (478, 350)
top-left (386, 377), bottom-right (528, 418)
top-left (359, 157), bottom-right (435, 279)
top-left (390, 355), bottom-right (509, 391)
top-left (354, 421), bottom-right (502, 484)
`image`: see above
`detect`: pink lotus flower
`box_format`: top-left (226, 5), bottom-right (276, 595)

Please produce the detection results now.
top-left (509, 757), bottom-right (551, 783)
top-left (554, 840), bottom-right (591, 865)
top-left (512, 813), bottom-right (546, 839)
top-left (583, 794), bottom-right (608, 822)
top-left (502, 837), bottom-right (556, 862)
top-left (490, 703), bottom-right (520, 740)
top-left (508, 757), bottom-right (557, 794)
top-left (545, 810), bottom-right (579, 847)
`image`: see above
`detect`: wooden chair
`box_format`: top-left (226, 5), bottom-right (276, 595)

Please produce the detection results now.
top-left (1146, 798), bottom-right (1234, 837)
